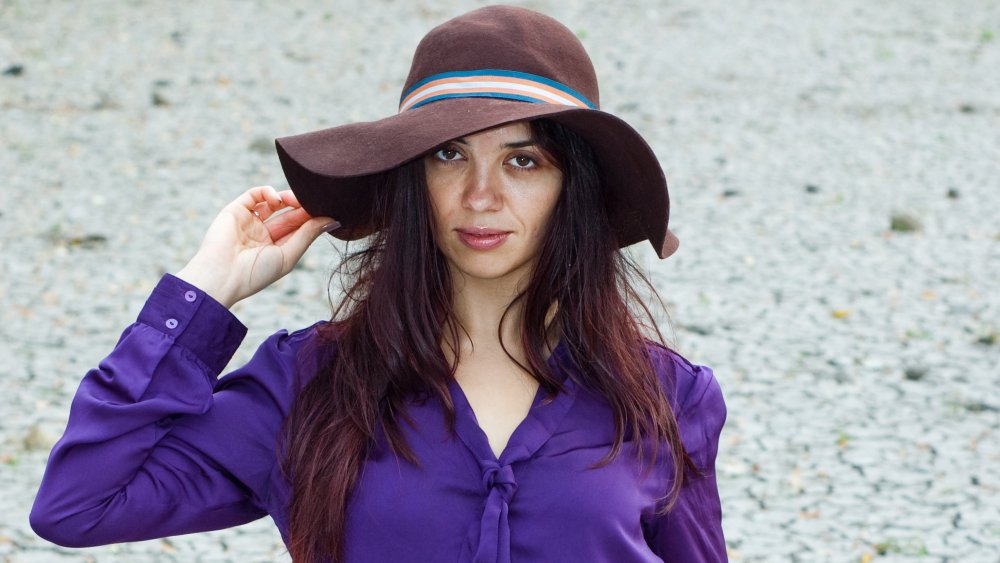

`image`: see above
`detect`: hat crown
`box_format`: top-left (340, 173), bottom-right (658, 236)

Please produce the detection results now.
top-left (402, 5), bottom-right (600, 109)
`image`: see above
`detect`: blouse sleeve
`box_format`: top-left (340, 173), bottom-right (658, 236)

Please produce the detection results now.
top-left (643, 349), bottom-right (728, 562)
top-left (29, 274), bottom-right (318, 548)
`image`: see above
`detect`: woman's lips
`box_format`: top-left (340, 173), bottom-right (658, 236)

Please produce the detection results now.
top-left (456, 228), bottom-right (510, 250)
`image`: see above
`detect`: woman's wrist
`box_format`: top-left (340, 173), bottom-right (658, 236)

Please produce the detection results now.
top-left (174, 257), bottom-right (240, 309)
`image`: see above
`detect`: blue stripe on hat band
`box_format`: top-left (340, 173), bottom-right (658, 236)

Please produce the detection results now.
top-left (399, 69), bottom-right (597, 112)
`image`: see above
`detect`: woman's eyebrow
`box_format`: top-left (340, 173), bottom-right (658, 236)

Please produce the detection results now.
top-left (502, 139), bottom-right (535, 148)
top-left (449, 137), bottom-right (535, 148)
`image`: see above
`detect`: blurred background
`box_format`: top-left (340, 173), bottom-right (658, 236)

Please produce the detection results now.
top-left (1, 0), bottom-right (998, 561)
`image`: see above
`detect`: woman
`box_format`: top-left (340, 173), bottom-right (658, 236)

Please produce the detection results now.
top-left (30, 5), bottom-right (726, 562)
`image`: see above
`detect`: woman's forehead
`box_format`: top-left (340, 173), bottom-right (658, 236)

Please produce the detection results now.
top-left (449, 121), bottom-right (534, 146)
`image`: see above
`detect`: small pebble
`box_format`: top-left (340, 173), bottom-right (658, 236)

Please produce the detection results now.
top-left (964, 401), bottom-right (999, 413)
top-left (92, 92), bottom-right (121, 110)
top-left (23, 425), bottom-right (56, 451)
top-left (152, 91), bottom-right (171, 106)
top-left (248, 137), bottom-right (275, 155)
top-left (66, 234), bottom-right (109, 249)
top-left (890, 213), bottom-right (921, 232)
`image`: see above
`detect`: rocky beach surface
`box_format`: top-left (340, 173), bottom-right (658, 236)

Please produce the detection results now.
top-left (1, 1), bottom-right (998, 561)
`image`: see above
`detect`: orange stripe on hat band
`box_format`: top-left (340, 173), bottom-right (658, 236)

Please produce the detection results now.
top-left (399, 70), bottom-right (596, 113)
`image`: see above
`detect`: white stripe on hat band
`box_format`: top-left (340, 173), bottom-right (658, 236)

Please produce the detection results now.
top-left (399, 76), bottom-right (591, 112)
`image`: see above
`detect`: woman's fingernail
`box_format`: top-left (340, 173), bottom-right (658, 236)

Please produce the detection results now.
top-left (321, 221), bottom-right (341, 233)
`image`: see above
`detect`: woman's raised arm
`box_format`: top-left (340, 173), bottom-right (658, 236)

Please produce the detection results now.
top-left (29, 186), bottom-right (335, 547)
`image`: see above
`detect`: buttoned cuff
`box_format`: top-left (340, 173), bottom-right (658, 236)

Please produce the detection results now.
top-left (137, 274), bottom-right (248, 374)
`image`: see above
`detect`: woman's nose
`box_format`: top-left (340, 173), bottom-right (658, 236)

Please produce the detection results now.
top-left (461, 164), bottom-right (502, 212)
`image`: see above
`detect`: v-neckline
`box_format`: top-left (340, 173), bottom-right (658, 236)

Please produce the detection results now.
top-left (445, 340), bottom-right (579, 464)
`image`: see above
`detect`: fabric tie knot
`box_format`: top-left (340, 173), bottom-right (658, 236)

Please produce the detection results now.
top-left (472, 463), bottom-right (518, 562)
top-left (482, 463), bottom-right (517, 504)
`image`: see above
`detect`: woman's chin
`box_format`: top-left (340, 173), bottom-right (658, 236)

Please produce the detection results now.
top-left (447, 258), bottom-right (533, 286)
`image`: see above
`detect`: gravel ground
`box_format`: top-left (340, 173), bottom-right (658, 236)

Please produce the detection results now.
top-left (2, 0), bottom-right (998, 561)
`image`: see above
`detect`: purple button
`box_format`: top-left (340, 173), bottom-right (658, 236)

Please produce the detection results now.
top-left (165, 318), bottom-right (178, 329)
top-left (184, 290), bottom-right (197, 302)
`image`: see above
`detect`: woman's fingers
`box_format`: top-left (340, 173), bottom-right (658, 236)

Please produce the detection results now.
top-left (233, 185), bottom-right (284, 218)
top-left (236, 185), bottom-right (280, 207)
top-left (232, 184), bottom-right (337, 249)
top-left (178, 186), bottom-right (336, 307)
top-left (276, 189), bottom-right (300, 208)
top-left (251, 201), bottom-right (272, 221)
top-left (233, 186), bottom-right (306, 225)
top-left (265, 207), bottom-right (313, 241)
top-left (276, 215), bottom-right (338, 267)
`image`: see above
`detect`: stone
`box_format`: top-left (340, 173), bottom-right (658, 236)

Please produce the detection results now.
top-left (248, 137), bottom-right (275, 155)
top-left (23, 425), bottom-right (56, 452)
top-left (890, 213), bottom-right (922, 233)
top-left (152, 91), bottom-right (171, 106)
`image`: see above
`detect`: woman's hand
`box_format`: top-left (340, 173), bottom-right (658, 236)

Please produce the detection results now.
top-left (175, 186), bottom-right (337, 308)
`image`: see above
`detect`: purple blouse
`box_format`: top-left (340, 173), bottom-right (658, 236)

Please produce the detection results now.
top-left (30, 274), bottom-right (727, 562)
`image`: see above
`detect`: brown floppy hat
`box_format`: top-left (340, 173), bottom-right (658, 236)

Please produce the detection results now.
top-left (274, 4), bottom-right (679, 259)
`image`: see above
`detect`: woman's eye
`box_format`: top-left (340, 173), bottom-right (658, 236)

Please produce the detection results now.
top-left (434, 148), bottom-right (461, 161)
top-left (509, 155), bottom-right (536, 169)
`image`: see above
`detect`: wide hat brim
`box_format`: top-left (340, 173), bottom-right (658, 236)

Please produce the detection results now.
top-left (275, 97), bottom-right (679, 259)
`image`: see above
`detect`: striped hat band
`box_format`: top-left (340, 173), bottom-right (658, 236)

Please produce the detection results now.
top-left (399, 69), bottom-right (597, 113)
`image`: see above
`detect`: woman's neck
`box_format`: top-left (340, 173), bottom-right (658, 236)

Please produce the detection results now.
top-left (447, 274), bottom-right (526, 359)
top-left (443, 272), bottom-right (559, 364)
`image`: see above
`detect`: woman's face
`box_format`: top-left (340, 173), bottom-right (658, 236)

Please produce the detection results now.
top-left (424, 121), bottom-right (564, 288)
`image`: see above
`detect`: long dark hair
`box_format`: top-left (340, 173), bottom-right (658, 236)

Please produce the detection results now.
top-left (281, 119), bottom-right (694, 562)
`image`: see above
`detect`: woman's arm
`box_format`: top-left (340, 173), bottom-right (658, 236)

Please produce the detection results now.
top-left (29, 274), bottom-right (319, 546)
top-left (32, 274), bottom-right (249, 545)
top-left (643, 351), bottom-right (728, 561)
top-left (30, 186), bottom-right (335, 547)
